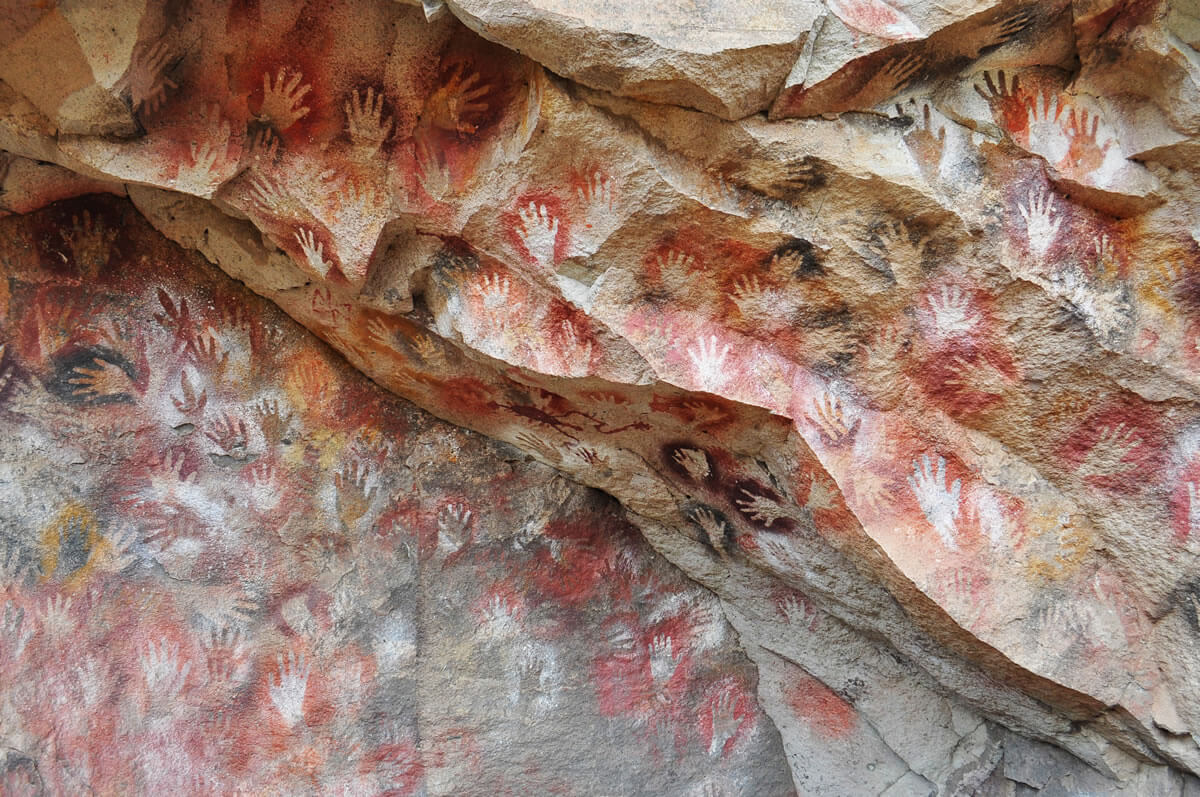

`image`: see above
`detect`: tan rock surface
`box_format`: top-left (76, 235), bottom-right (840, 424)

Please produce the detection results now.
top-left (3, 0), bottom-right (1200, 793)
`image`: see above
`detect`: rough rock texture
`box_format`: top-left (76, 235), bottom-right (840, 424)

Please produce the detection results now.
top-left (0, 197), bottom-right (796, 793)
top-left (4, 0), bottom-right (1200, 794)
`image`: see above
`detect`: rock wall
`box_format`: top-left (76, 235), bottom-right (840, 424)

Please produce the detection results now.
top-left (0, 196), bottom-right (795, 794)
top-left (2, 0), bottom-right (1200, 794)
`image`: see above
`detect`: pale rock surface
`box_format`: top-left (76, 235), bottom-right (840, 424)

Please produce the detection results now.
top-left (443, 0), bottom-right (815, 119)
top-left (2, 0), bottom-right (1200, 794)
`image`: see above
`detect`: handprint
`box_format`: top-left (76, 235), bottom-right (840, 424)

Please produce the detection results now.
top-left (657, 249), bottom-right (696, 292)
top-left (576, 169), bottom-right (614, 209)
top-left (649, 635), bottom-right (683, 684)
top-left (299, 535), bottom-right (339, 576)
top-left (806, 392), bottom-right (855, 444)
top-left (49, 509), bottom-right (94, 577)
top-left (92, 317), bottom-right (130, 351)
top-left (478, 595), bottom-right (521, 642)
top-left (414, 137), bottom-right (452, 199)
top-left (156, 448), bottom-right (196, 489)
top-left (177, 116), bottom-right (233, 190)
top-left (870, 480), bottom-right (915, 530)
top-left (258, 68), bottom-right (312, 131)
top-left (2, 601), bottom-right (33, 661)
top-left (423, 63), bottom-right (490, 134)
top-left (956, 8), bottom-right (1033, 59)
top-left (68, 357), bottom-right (135, 400)
top-left (690, 507), bottom-right (729, 557)
top-left (687, 334), bottom-right (731, 391)
top-left (171, 370), bottom-right (207, 415)
top-left (187, 328), bottom-right (229, 377)
top-left (58, 210), bottom-right (117, 278)
top-left (1076, 424), bottom-right (1141, 480)
top-left (246, 126), bottom-right (280, 166)
top-left (708, 172), bottom-right (746, 213)
top-left (571, 444), bottom-right (604, 467)
top-left (345, 86), bottom-right (392, 156)
top-left (1025, 92), bottom-right (1070, 163)
top-left (96, 524), bottom-right (138, 573)
top-left (0, 541), bottom-right (34, 590)
top-left (203, 625), bottom-right (245, 683)
top-left (673, 448), bottom-right (711, 481)
top-left (295, 162), bottom-right (345, 200)
top-left (516, 202), bottom-right (560, 268)
top-left (854, 53), bottom-right (924, 106)
top-left (140, 637), bottom-right (191, 700)
top-left (120, 38), bottom-right (177, 114)
top-left (944, 355), bottom-right (1010, 398)
top-left (334, 461), bottom-right (376, 529)
top-left (1063, 107), bottom-right (1113, 175)
top-left (516, 643), bottom-right (560, 716)
top-left (255, 399), bottom-right (293, 446)
top-left (770, 156), bottom-right (826, 196)
top-left (293, 359), bottom-right (330, 405)
top-left (32, 301), bottom-right (82, 361)
top-left (514, 509), bottom-right (551, 552)
top-left (729, 274), bottom-right (784, 322)
top-left (558, 320), bottom-right (594, 373)
top-left (294, 228), bottom-right (333, 277)
top-left (72, 654), bottom-right (107, 708)
top-left (1035, 601), bottom-right (1094, 644)
top-left (972, 488), bottom-right (1010, 547)
top-left (776, 594), bottom-right (818, 630)
top-left (859, 324), bottom-right (908, 399)
top-left (679, 398), bottom-right (733, 429)
top-left (898, 101), bottom-right (946, 181)
top-left (436, 503), bottom-right (472, 556)
top-left (514, 431), bottom-right (562, 464)
top-left (728, 273), bottom-right (763, 315)
top-left (1091, 233), bottom-right (1121, 280)
top-left (365, 317), bottom-right (396, 348)
top-left (333, 179), bottom-right (378, 227)
top-left (1018, 188), bottom-right (1062, 262)
top-left (204, 414), bottom-right (248, 457)
top-left (261, 322), bottom-right (287, 352)
top-left (907, 454), bottom-right (963, 550)
top-left (926, 285), bottom-right (979, 337)
top-left (804, 323), bottom-right (859, 369)
top-left (474, 272), bottom-right (511, 312)
top-left (606, 622), bottom-right (636, 659)
top-left (973, 70), bottom-right (1027, 136)
top-left (247, 173), bottom-right (289, 215)
top-left (707, 689), bottom-right (746, 757)
top-left (571, 170), bottom-right (619, 255)
top-left (268, 650), bottom-right (310, 727)
top-left (736, 490), bottom-right (795, 527)
top-left (330, 322), bottom-right (375, 360)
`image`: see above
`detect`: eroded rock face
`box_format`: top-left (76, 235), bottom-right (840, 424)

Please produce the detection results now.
top-left (0, 197), bottom-right (794, 794)
top-left (4, 0), bottom-right (1200, 793)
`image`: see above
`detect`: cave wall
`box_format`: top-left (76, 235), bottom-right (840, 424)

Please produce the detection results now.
top-left (0, 195), bottom-right (796, 794)
top-left (3, 0), bottom-right (1200, 794)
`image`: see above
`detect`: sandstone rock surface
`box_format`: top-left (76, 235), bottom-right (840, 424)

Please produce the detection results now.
top-left (3, 0), bottom-right (1200, 794)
